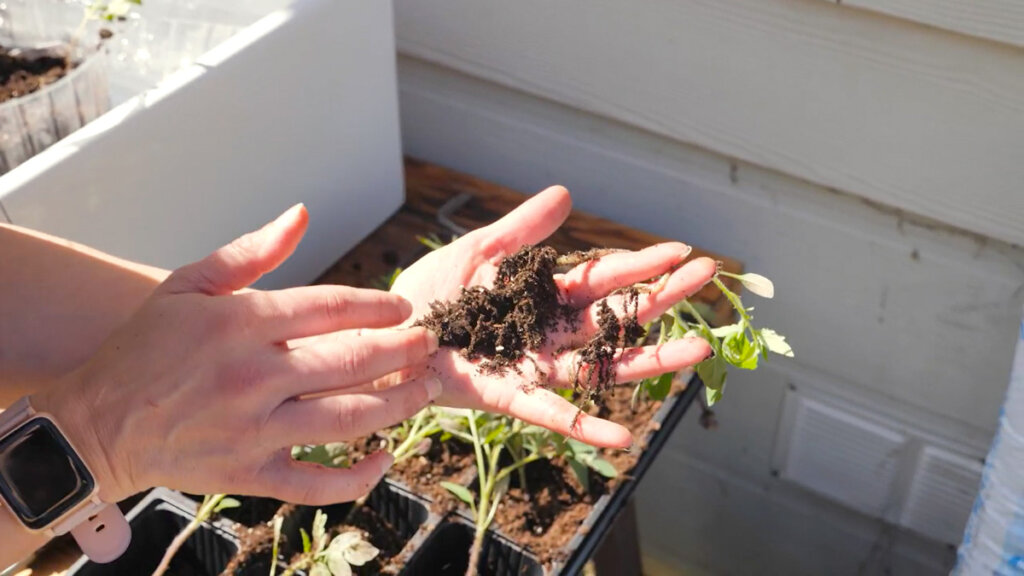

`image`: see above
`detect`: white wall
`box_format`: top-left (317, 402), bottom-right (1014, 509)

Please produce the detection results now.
top-left (395, 53), bottom-right (1024, 574)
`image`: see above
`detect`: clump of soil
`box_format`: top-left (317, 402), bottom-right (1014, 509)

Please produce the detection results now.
top-left (417, 245), bottom-right (642, 396)
top-left (0, 45), bottom-right (69, 103)
top-left (417, 246), bottom-right (571, 374)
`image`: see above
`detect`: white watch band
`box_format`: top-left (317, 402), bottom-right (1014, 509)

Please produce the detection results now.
top-left (0, 397), bottom-right (131, 562)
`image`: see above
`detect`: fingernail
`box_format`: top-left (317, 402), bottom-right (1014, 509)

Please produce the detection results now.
top-left (425, 330), bottom-right (440, 354)
top-left (678, 244), bottom-right (693, 261)
top-left (425, 377), bottom-right (442, 401)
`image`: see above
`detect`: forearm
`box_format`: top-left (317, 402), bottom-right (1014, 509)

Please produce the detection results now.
top-left (0, 224), bottom-right (169, 404)
top-left (0, 509), bottom-right (48, 572)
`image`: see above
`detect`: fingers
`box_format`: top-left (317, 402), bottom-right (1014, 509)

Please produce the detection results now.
top-left (267, 377), bottom-right (441, 446)
top-left (555, 257), bottom-right (716, 348)
top-left (558, 242), bottom-right (692, 307)
top-left (256, 450), bottom-right (393, 506)
top-left (275, 328), bottom-right (438, 398)
top-left (236, 285), bottom-right (413, 343)
top-left (478, 185), bottom-right (572, 255)
top-left (551, 338), bottom-right (712, 387)
top-left (160, 204), bottom-right (309, 296)
top-left (476, 384), bottom-right (632, 449)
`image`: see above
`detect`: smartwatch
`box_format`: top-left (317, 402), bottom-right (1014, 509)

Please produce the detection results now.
top-left (0, 397), bottom-right (130, 563)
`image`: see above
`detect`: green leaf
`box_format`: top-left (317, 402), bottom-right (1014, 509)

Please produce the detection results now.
top-left (644, 372), bottom-right (674, 401)
top-left (566, 438), bottom-right (597, 457)
top-left (726, 272), bottom-right (775, 298)
top-left (440, 482), bottom-right (475, 506)
top-left (710, 323), bottom-right (742, 339)
top-left (567, 458), bottom-right (590, 493)
top-left (706, 386), bottom-right (723, 406)
top-left (293, 443), bottom-right (350, 468)
top-left (483, 422), bottom-right (506, 446)
top-left (721, 330), bottom-right (760, 370)
top-left (761, 328), bottom-right (794, 357)
top-left (696, 357), bottom-right (728, 406)
top-left (300, 528), bottom-right (311, 554)
top-left (213, 497), bottom-right (241, 513)
top-left (587, 457), bottom-right (618, 479)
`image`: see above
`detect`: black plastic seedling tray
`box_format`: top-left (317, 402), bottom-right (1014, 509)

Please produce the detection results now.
top-left (64, 376), bottom-right (701, 575)
top-left (401, 515), bottom-right (543, 576)
top-left (552, 374), bottom-right (703, 575)
top-left (67, 488), bottom-right (238, 576)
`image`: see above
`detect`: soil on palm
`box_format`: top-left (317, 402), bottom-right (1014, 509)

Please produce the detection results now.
top-left (417, 245), bottom-right (642, 395)
top-left (0, 45), bottom-right (69, 103)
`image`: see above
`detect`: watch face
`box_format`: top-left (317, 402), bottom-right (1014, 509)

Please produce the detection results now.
top-left (0, 417), bottom-right (94, 530)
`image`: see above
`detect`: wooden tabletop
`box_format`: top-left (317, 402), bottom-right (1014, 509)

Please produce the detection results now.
top-left (318, 158), bottom-right (742, 326)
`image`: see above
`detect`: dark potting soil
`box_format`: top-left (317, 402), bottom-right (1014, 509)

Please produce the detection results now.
top-left (219, 518), bottom-right (279, 576)
top-left (416, 246), bottom-right (569, 375)
top-left (488, 379), bottom-right (680, 566)
top-left (417, 245), bottom-right (642, 395)
top-left (321, 504), bottom-right (409, 576)
top-left (491, 458), bottom-right (607, 567)
top-left (388, 437), bottom-right (477, 514)
top-left (0, 45), bottom-right (69, 103)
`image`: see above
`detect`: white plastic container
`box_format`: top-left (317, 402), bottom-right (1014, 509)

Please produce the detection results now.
top-left (0, 0), bottom-right (404, 289)
top-left (0, 1), bottom-right (110, 174)
top-left (955, 311), bottom-right (1024, 574)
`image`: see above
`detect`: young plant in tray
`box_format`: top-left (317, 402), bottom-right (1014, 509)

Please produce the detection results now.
top-left (151, 493), bottom-right (240, 576)
top-left (270, 509), bottom-right (380, 576)
top-left (437, 409), bottom-right (617, 576)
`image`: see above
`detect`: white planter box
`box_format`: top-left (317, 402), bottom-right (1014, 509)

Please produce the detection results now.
top-left (0, 0), bottom-right (404, 289)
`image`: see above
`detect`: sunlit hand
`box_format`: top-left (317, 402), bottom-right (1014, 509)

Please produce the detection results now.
top-left (33, 206), bottom-right (442, 506)
top-left (390, 186), bottom-right (716, 449)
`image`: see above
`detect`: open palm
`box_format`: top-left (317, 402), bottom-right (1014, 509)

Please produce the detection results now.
top-left (390, 186), bottom-right (716, 448)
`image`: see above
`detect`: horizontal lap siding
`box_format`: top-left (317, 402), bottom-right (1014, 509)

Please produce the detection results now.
top-left (394, 0), bottom-right (1024, 247)
top-left (832, 0), bottom-right (1024, 49)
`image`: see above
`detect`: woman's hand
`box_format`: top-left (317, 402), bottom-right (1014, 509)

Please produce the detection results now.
top-left (390, 186), bottom-right (716, 449)
top-left (32, 205), bottom-right (441, 506)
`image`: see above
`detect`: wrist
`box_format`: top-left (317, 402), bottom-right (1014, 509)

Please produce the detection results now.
top-left (30, 371), bottom-right (136, 505)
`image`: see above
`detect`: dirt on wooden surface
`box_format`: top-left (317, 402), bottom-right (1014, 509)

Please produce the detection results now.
top-left (0, 45), bottom-right (69, 103)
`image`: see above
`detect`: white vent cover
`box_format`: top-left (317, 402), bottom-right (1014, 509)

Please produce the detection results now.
top-left (774, 384), bottom-right (989, 545)
top-left (779, 395), bottom-right (906, 517)
top-left (900, 446), bottom-right (983, 545)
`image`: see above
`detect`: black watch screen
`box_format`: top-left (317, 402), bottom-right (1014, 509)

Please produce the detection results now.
top-left (0, 418), bottom-right (94, 529)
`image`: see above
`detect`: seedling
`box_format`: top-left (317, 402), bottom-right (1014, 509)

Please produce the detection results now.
top-left (151, 493), bottom-right (240, 576)
top-left (271, 509), bottom-right (380, 576)
top-left (633, 268), bottom-right (793, 408)
top-left (436, 409), bottom-right (616, 576)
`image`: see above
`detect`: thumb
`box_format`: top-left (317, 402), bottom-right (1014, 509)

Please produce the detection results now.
top-left (159, 204), bottom-right (309, 296)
